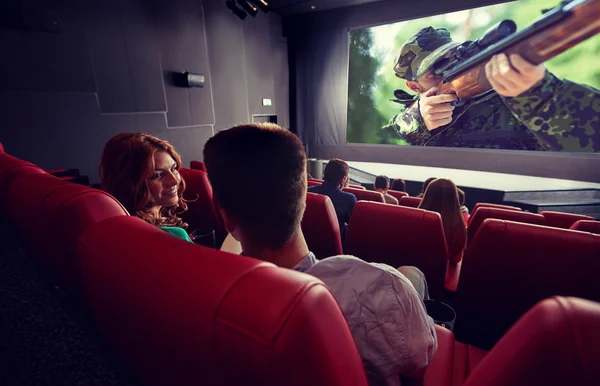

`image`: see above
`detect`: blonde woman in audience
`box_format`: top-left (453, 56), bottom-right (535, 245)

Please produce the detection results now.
top-left (419, 178), bottom-right (467, 264)
top-left (99, 133), bottom-right (193, 242)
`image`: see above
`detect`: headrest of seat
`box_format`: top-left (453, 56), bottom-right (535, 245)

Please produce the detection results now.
top-left (190, 160), bottom-right (206, 172)
top-left (570, 220), bottom-right (600, 235)
top-left (540, 211), bottom-right (595, 229)
top-left (467, 207), bottom-right (546, 244)
top-left (399, 196), bottom-right (422, 207)
top-left (343, 187), bottom-right (385, 203)
top-left (303, 192), bottom-right (343, 258)
top-left (463, 296), bottom-right (600, 386)
top-left (78, 216), bottom-right (367, 386)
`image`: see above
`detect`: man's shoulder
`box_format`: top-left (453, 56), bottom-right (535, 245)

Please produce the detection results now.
top-left (341, 190), bottom-right (358, 202)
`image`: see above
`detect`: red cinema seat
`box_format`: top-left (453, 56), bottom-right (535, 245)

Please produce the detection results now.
top-left (78, 216), bottom-right (368, 386)
top-left (7, 173), bottom-right (128, 291)
top-left (49, 168), bottom-right (80, 178)
top-left (472, 203), bottom-right (522, 213)
top-left (307, 179), bottom-right (322, 187)
top-left (399, 196), bottom-right (422, 208)
top-left (0, 152), bottom-right (47, 211)
top-left (348, 184), bottom-right (365, 190)
top-left (454, 219), bottom-right (600, 350)
top-left (190, 160), bottom-right (206, 172)
top-left (424, 296), bottom-right (600, 386)
top-left (570, 220), bottom-right (600, 235)
top-left (345, 202), bottom-right (448, 300)
top-left (540, 211), bottom-right (595, 229)
top-left (302, 192), bottom-right (343, 259)
top-left (387, 190), bottom-right (408, 202)
top-left (179, 167), bottom-right (226, 247)
top-left (0, 141), bottom-right (4, 152)
top-left (467, 207), bottom-right (546, 244)
top-left (343, 187), bottom-right (384, 203)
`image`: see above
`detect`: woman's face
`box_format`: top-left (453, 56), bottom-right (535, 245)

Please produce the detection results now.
top-left (146, 150), bottom-right (181, 209)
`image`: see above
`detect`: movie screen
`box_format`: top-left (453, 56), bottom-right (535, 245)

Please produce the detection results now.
top-left (346, 0), bottom-right (600, 152)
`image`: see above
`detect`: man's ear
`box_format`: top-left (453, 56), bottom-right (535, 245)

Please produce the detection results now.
top-left (219, 207), bottom-right (240, 238)
top-left (406, 80), bottom-right (421, 93)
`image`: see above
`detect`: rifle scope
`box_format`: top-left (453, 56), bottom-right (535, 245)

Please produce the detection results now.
top-left (475, 20), bottom-right (517, 48)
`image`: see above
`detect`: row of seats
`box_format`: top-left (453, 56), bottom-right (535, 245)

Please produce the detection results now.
top-left (2, 148), bottom-right (600, 385)
top-left (0, 150), bottom-right (368, 386)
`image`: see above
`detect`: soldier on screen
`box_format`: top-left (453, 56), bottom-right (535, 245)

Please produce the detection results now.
top-left (381, 26), bottom-right (600, 152)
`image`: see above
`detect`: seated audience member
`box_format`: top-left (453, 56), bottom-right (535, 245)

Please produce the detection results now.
top-left (308, 158), bottom-right (357, 235)
top-left (391, 178), bottom-right (406, 192)
top-left (100, 132), bottom-right (193, 242)
top-left (416, 177), bottom-right (437, 198)
top-left (419, 179), bottom-right (466, 264)
top-left (204, 123), bottom-right (436, 385)
top-left (457, 188), bottom-right (469, 223)
top-left (374, 175), bottom-right (399, 205)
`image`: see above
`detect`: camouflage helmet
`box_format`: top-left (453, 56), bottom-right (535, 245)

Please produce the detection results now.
top-left (394, 26), bottom-right (462, 80)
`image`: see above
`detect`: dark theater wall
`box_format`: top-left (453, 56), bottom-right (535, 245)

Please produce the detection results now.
top-left (286, 0), bottom-right (600, 182)
top-left (0, 0), bottom-right (288, 182)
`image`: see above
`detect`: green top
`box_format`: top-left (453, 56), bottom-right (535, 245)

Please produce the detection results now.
top-left (160, 226), bottom-right (193, 243)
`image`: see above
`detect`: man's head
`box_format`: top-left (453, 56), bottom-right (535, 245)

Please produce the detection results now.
top-left (203, 123), bottom-right (307, 251)
top-left (323, 158), bottom-right (350, 188)
top-left (394, 26), bottom-right (461, 93)
top-left (374, 175), bottom-right (390, 192)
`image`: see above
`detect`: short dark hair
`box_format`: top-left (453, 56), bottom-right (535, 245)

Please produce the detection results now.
top-left (422, 177), bottom-right (437, 193)
top-left (323, 158), bottom-right (349, 184)
top-left (203, 123), bottom-right (307, 250)
top-left (374, 175), bottom-right (390, 190)
top-left (391, 178), bottom-right (406, 192)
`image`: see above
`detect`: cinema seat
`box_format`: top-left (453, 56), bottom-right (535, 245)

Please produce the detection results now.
top-left (570, 220), bottom-right (600, 235)
top-left (7, 173), bottom-right (128, 291)
top-left (540, 211), bottom-right (595, 229)
top-left (0, 141), bottom-right (4, 152)
top-left (387, 189), bottom-right (408, 202)
top-left (399, 196), bottom-right (422, 208)
top-left (49, 168), bottom-right (80, 178)
top-left (467, 207), bottom-right (546, 244)
top-left (345, 202), bottom-right (448, 300)
top-left (59, 175), bottom-right (90, 186)
top-left (348, 184), bottom-right (365, 190)
top-left (472, 203), bottom-right (522, 213)
top-left (78, 216), bottom-right (368, 386)
top-left (190, 160), bottom-right (207, 172)
top-left (0, 152), bottom-right (48, 211)
top-left (343, 187), bottom-right (385, 203)
top-left (302, 193), bottom-right (343, 259)
top-left (454, 219), bottom-right (600, 350)
top-left (179, 167), bottom-right (226, 247)
top-left (424, 296), bottom-right (600, 386)
top-left (307, 179), bottom-right (322, 187)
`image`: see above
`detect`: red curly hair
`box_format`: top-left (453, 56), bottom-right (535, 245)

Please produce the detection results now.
top-left (99, 132), bottom-right (189, 229)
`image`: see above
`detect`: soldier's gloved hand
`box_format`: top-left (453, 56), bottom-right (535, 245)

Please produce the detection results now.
top-left (485, 53), bottom-right (545, 97)
top-left (418, 87), bottom-right (457, 131)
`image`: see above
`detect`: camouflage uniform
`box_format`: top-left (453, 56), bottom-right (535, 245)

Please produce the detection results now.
top-left (383, 27), bottom-right (600, 152)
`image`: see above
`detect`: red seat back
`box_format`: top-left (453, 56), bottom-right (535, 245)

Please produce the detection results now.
top-left (570, 220), bottom-right (600, 235)
top-left (0, 152), bottom-right (47, 212)
top-left (0, 141), bottom-right (4, 152)
top-left (387, 190), bottom-right (408, 202)
top-left (343, 187), bottom-right (384, 203)
top-left (348, 184), bottom-right (365, 190)
top-left (78, 216), bottom-right (367, 386)
top-left (541, 211), bottom-right (595, 229)
top-left (302, 193), bottom-right (343, 259)
top-left (467, 207), bottom-right (546, 244)
top-left (473, 203), bottom-right (522, 213)
top-left (189, 160), bottom-right (206, 172)
top-left (307, 179), bottom-right (322, 187)
top-left (399, 196), bottom-right (422, 208)
top-left (179, 167), bottom-right (226, 245)
top-left (7, 173), bottom-right (127, 291)
top-left (463, 297), bottom-right (600, 386)
top-left (454, 219), bottom-right (600, 349)
top-left (345, 202), bottom-right (448, 300)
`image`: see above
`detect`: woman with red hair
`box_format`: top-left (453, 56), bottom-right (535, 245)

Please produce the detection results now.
top-left (99, 132), bottom-right (192, 242)
top-left (418, 178), bottom-right (466, 264)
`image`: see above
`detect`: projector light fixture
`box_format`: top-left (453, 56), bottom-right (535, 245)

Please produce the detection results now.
top-left (226, 0), bottom-right (247, 19)
top-left (237, 0), bottom-right (258, 17)
top-left (252, 0), bottom-right (269, 13)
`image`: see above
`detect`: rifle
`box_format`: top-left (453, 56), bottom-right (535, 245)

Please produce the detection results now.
top-left (433, 0), bottom-right (600, 104)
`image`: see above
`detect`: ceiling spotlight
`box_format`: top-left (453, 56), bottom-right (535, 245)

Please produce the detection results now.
top-left (237, 0), bottom-right (258, 17)
top-left (252, 0), bottom-right (269, 13)
top-left (226, 0), bottom-right (247, 19)
top-left (310, 5), bottom-right (317, 9)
